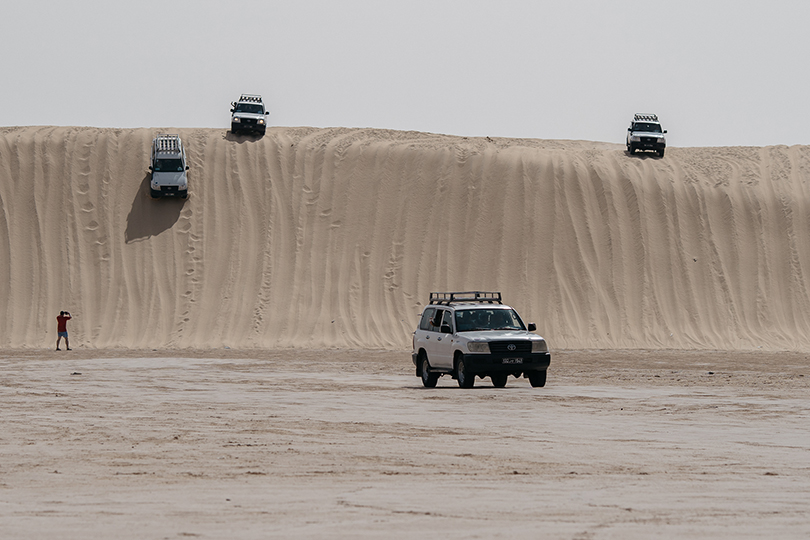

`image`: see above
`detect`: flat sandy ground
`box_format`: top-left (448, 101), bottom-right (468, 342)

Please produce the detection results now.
top-left (2, 349), bottom-right (809, 539)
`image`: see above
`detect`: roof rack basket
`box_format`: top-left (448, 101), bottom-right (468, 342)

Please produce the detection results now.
top-left (239, 94), bottom-right (263, 103)
top-left (154, 134), bottom-right (181, 152)
top-left (633, 113), bottom-right (658, 122)
top-left (429, 291), bottom-right (502, 305)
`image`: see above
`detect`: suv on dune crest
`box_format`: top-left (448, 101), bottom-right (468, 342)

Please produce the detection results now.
top-left (627, 113), bottom-right (667, 157)
top-left (149, 134), bottom-right (189, 199)
top-left (230, 94), bottom-right (269, 135)
top-left (412, 292), bottom-right (551, 388)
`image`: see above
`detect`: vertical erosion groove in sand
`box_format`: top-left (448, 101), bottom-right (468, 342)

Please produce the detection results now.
top-left (2, 127), bottom-right (810, 350)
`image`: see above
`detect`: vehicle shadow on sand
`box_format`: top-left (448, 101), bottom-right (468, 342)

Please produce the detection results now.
top-left (124, 174), bottom-right (186, 243)
top-left (625, 150), bottom-right (664, 159)
top-left (223, 131), bottom-right (264, 144)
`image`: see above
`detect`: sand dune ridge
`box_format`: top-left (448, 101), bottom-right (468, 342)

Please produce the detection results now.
top-left (2, 126), bottom-right (810, 350)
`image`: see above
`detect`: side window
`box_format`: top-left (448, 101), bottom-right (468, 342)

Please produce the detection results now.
top-left (441, 310), bottom-right (453, 332)
top-left (419, 308), bottom-right (435, 331)
top-left (430, 309), bottom-right (444, 332)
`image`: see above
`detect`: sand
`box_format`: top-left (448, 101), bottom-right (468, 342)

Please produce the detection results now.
top-left (4, 126), bottom-right (810, 350)
top-left (2, 348), bottom-right (809, 539)
top-left (3, 126), bottom-right (810, 537)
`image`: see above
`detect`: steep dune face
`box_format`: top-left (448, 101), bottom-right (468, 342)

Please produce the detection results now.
top-left (2, 126), bottom-right (810, 350)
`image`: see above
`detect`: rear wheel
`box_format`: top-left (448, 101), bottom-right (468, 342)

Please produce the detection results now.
top-left (491, 374), bottom-right (508, 388)
top-left (528, 370), bottom-right (547, 388)
top-left (457, 358), bottom-right (475, 388)
top-left (421, 355), bottom-right (439, 388)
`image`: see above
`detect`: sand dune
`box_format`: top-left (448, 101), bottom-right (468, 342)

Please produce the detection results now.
top-left (2, 125), bottom-right (810, 350)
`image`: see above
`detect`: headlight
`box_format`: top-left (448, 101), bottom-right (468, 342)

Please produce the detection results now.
top-left (531, 340), bottom-right (548, 353)
top-left (629, 136), bottom-right (640, 142)
top-left (258, 119), bottom-right (265, 125)
top-left (657, 138), bottom-right (665, 143)
top-left (467, 342), bottom-right (490, 353)
top-left (232, 117), bottom-right (241, 123)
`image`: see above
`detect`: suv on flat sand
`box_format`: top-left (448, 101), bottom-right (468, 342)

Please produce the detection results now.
top-left (412, 292), bottom-right (551, 388)
top-left (627, 113), bottom-right (667, 157)
top-left (230, 94), bottom-right (269, 135)
top-left (149, 134), bottom-right (189, 199)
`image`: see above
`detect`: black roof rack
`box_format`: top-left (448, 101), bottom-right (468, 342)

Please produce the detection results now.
top-left (429, 291), bottom-right (502, 305)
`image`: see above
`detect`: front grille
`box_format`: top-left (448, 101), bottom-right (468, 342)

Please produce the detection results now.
top-left (642, 137), bottom-right (656, 144)
top-left (242, 118), bottom-right (256, 125)
top-left (489, 341), bottom-right (532, 354)
top-left (161, 185), bottom-right (178, 192)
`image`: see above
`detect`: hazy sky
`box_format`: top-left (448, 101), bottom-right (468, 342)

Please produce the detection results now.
top-left (2, 1), bottom-right (809, 147)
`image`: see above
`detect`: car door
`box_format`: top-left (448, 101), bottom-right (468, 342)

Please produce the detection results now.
top-left (432, 309), bottom-right (455, 369)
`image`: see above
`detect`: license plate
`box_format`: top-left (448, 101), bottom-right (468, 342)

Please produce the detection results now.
top-left (502, 358), bottom-right (523, 364)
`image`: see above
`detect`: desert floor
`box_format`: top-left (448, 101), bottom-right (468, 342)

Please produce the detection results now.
top-left (2, 348), bottom-right (809, 539)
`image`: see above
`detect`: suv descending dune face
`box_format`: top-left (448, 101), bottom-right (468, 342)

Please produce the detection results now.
top-left (149, 134), bottom-right (188, 199)
top-left (412, 292), bottom-right (551, 388)
top-left (627, 113), bottom-right (667, 157)
top-left (230, 94), bottom-right (269, 135)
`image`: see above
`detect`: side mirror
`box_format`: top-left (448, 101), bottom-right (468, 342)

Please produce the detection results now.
top-left (265, 111), bottom-right (269, 115)
top-left (528, 323), bottom-right (537, 332)
top-left (440, 324), bottom-right (452, 334)
top-left (148, 165), bottom-right (153, 171)
top-left (664, 130), bottom-right (668, 133)
top-left (230, 109), bottom-right (234, 113)
top-left (186, 166), bottom-right (190, 170)
top-left (627, 127), bottom-right (631, 131)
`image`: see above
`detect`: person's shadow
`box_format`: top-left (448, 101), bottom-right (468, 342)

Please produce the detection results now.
top-left (125, 173), bottom-right (186, 243)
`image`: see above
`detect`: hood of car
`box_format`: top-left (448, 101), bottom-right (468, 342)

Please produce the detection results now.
top-left (631, 130), bottom-right (665, 137)
top-left (152, 171), bottom-right (187, 186)
top-left (459, 330), bottom-right (543, 341)
top-left (232, 112), bottom-right (265, 120)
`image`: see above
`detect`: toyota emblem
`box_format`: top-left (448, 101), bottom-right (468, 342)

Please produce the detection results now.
top-left (507, 344), bottom-right (516, 351)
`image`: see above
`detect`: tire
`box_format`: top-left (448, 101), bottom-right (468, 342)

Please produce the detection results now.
top-left (420, 355), bottom-right (439, 388)
top-left (528, 370), bottom-right (547, 388)
top-left (150, 188), bottom-right (161, 199)
top-left (179, 190), bottom-right (188, 199)
top-left (628, 144), bottom-right (635, 154)
top-left (658, 148), bottom-right (665, 158)
top-left (456, 358), bottom-right (475, 388)
top-left (491, 374), bottom-right (508, 388)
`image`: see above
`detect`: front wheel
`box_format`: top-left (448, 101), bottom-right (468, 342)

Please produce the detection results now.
top-left (457, 358), bottom-right (475, 388)
top-left (421, 355), bottom-right (439, 388)
top-left (528, 370), bottom-right (547, 388)
top-left (658, 148), bottom-right (665, 158)
top-left (491, 374), bottom-right (508, 388)
top-left (628, 144), bottom-right (635, 154)
top-left (150, 188), bottom-right (161, 199)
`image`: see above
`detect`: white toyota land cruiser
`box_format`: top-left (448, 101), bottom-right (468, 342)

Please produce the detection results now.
top-left (149, 134), bottom-right (189, 199)
top-left (412, 292), bottom-right (551, 388)
top-left (230, 94), bottom-right (269, 135)
top-left (626, 113), bottom-right (667, 157)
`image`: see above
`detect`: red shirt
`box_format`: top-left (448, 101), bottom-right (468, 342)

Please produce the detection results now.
top-left (57, 315), bottom-right (71, 332)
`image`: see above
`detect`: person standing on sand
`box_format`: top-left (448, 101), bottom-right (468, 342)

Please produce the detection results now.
top-left (56, 311), bottom-right (72, 351)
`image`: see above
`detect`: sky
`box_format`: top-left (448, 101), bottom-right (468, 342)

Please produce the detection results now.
top-left (2, 0), bottom-right (809, 147)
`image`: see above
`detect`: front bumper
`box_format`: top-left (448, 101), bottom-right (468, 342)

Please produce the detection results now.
top-left (631, 137), bottom-right (665, 151)
top-left (461, 352), bottom-right (551, 373)
top-left (231, 121), bottom-right (266, 134)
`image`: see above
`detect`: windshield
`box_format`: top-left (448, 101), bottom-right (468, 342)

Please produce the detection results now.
top-left (633, 122), bottom-right (662, 133)
top-left (153, 158), bottom-right (184, 172)
top-left (235, 103), bottom-right (264, 114)
top-left (455, 309), bottom-right (525, 332)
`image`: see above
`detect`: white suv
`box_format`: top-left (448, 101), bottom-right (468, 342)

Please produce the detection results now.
top-left (626, 113), bottom-right (667, 157)
top-left (149, 134), bottom-right (189, 199)
top-left (412, 292), bottom-right (551, 388)
top-left (230, 94), bottom-right (269, 135)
